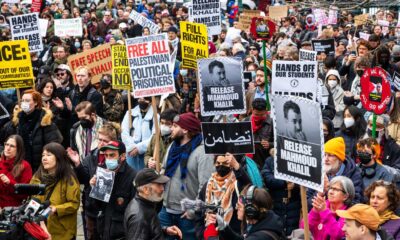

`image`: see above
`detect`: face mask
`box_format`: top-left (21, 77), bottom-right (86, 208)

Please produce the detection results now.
top-left (216, 165), bottom-right (231, 177)
top-left (358, 152), bottom-right (372, 165)
top-left (160, 124), bottom-right (171, 136)
top-left (21, 102), bottom-right (31, 113)
top-left (80, 118), bottom-right (94, 129)
top-left (180, 69), bottom-right (188, 77)
top-left (356, 70), bottom-right (364, 77)
top-left (344, 117), bottom-right (355, 128)
top-left (105, 159), bottom-right (119, 170)
top-left (74, 42), bottom-right (81, 49)
top-left (139, 101), bottom-right (149, 110)
top-left (328, 80), bottom-right (338, 89)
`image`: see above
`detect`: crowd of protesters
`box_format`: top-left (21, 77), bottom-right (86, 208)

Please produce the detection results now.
top-left (1, 0), bottom-right (400, 239)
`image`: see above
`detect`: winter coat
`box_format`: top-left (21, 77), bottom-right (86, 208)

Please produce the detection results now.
top-left (30, 175), bottom-right (80, 240)
top-left (360, 162), bottom-right (394, 188)
top-left (302, 200), bottom-right (347, 240)
top-left (0, 157), bottom-right (32, 207)
top-left (96, 19), bottom-right (118, 38)
top-left (338, 61), bottom-right (356, 91)
top-left (325, 70), bottom-right (345, 129)
top-left (68, 84), bottom-right (103, 124)
top-left (124, 195), bottom-right (165, 240)
top-left (336, 129), bottom-right (358, 160)
top-left (383, 137), bottom-right (400, 169)
top-left (382, 219), bottom-right (400, 240)
top-left (262, 156), bottom-right (301, 236)
top-left (103, 89), bottom-right (124, 123)
top-left (219, 210), bottom-right (284, 240)
top-left (5, 108), bottom-right (63, 172)
top-left (144, 134), bottom-right (171, 169)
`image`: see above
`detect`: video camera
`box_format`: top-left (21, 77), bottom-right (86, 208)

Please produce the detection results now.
top-left (180, 198), bottom-right (224, 216)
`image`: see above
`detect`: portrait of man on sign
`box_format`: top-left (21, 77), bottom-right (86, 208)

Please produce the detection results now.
top-left (283, 100), bottom-right (307, 142)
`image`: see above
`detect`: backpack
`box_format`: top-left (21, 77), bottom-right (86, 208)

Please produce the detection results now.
top-left (245, 156), bottom-right (264, 188)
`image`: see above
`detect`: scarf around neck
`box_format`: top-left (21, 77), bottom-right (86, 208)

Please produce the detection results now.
top-left (379, 210), bottom-right (400, 225)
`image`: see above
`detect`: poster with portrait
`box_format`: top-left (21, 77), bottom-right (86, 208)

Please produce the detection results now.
top-left (198, 57), bottom-right (245, 116)
top-left (360, 67), bottom-right (391, 114)
top-left (89, 167), bottom-right (115, 203)
top-left (271, 94), bottom-right (324, 192)
top-left (250, 17), bottom-right (276, 40)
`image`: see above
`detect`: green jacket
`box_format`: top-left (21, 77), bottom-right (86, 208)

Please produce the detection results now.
top-left (30, 176), bottom-right (80, 240)
top-left (144, 134), bottom-right (172, 169)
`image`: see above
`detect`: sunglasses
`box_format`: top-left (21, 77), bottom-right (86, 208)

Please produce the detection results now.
top-left (249, 48), bottom-right (257, 51)
top-left (56, 73), bottom-right (65, 77)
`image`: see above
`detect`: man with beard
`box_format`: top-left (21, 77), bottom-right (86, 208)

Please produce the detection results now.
top-left (124, 168), bottom-right (182, 239)
top-left (246, 67), bottom-right (269, 115)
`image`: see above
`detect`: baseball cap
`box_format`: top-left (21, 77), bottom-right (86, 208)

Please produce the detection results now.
top-left (134, 168), bottom-right (170, 187)
top-left (99, 141), bottom-right (126, 154)
top-left (55, 64), bottom-right (71, 72)
top-left (119, 22), bottom-right (127, 29)
top-left (336, 204), bottom-right (381, 231)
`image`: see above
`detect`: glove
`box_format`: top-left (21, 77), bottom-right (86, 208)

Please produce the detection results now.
top-left (216, 214), bottom-right (227, 231)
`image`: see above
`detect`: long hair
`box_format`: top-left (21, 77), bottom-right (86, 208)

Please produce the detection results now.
top-left (341, 105), bottom-right (367, 139)
top-left (35, 142), bottom-right (76, 183)
top-left (3, 135), bottom-right (26, 179)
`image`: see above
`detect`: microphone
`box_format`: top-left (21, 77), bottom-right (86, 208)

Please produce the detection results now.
top-left (19, 198), bottom-right (42, 221)
top-left (180, 198), bottom-right (207, 213)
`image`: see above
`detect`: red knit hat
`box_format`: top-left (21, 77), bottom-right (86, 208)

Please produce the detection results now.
top-left (173, 112), bottom-right (201, 133)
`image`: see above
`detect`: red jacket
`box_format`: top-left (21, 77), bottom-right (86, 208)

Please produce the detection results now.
top-left (0, 157), bottom-right (33, 207)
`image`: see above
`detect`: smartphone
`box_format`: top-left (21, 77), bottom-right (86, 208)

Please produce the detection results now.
top-left (243, 71), bottom-right (252, 89)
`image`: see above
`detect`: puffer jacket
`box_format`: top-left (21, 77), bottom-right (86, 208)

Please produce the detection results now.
top-left (124, 195), bottom-right (164, 240)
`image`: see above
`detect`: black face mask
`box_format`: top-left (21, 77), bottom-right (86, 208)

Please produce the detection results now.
top-left (216, 165), bottom-right (232, 177)
top-left (358, 152), bottom-right (372, 165)
top-left (80, 118), bottom-right (94, 129)
top-left (139, 101), bottom-right (149, 110)
top-left (356, 70), bottom-right (364, 77)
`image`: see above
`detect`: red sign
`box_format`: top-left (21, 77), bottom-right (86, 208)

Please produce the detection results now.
top-left (360, 67), bottom-right (391, 114)
top-left (250, 17), bottom-right (276, 40)
top-left (30, 0), bottom-right (42, 13)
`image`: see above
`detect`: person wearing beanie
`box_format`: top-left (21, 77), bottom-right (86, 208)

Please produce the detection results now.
top-left (307, 137), bottom-right (364, 208)
top-left (159, 112), bottom-right (215, 240)
top-left (325, 69), bottom-right (345, 129)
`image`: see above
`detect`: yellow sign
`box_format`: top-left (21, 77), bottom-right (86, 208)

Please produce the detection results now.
top-left (111, 44), bottom-right (131, 90)
top-left (180, 21), bottom-right (208, 69)
top-left (0, 40), bottom-right (34, 89)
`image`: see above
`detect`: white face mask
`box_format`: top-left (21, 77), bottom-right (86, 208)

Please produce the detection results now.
top-left (344, 117), bottom-right (355, 128)
top-left (21, 102), bottom-right (31, 113)
top-left (160, 124), bottom-right (171, 136)
top-left (328, 80), bottom-right (338, 89)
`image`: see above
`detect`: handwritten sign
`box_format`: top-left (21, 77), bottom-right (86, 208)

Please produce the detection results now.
top-left (202, 122), bottom-right (254, 154)
top-left (54, 18), bottom-right (83, 37)
top-left (129, 10), bottom-right (160, 34)
top-left (238, 10), bottom-right (261, 31)
top-left (268, 5), bottom-right (288, 22)
top-left (111, 44), bottom-right (131, 90)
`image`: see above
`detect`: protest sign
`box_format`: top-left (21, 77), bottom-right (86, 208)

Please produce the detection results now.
top-left (377, 20), bottom-right (389, 27)
top-left (313, 9), bottom-right (328, 26)
top-left (67, 43), bottom-right (112, 84)
top-left (354, 14), bottom-right (369, 26)
top-left (54, 18), bottom-right (83, 37)
top-left (180, 21), bottom-right (208, 69)
top-left (0, 40), bottom-right (34, 89)
top-left (238, 10), bottom-right (261, 31)
top-left (271, 94), bottom-right (324, 192)
top-left (89, 167), bottom-right (115, 203)
top-left (299, 49), bottom-right (317, 61)
top-left (393, 71), bottom-right (400, 91)
top-left (328, 8), bottom-right (338, 25)
top-left (0, 102), bottom-right (9, 120)
top-left (126, 34), bottom-right (175, 98)
top-left (312, 39), bottom-right (335, 55)
top-left (359, 32), bottom-right (370, 41)
top-left (38, 18), bottom-right (48, 37)
top-left (202, 122), bottom-right (254, 154)
top-left (9, 13), bottom-right (43, 52)
top-left (189, 0), bottom-right (221, 36)
top-left (250, 17), bottom-right (276, 40)
top-left (129, 10), bottom-right (160, 34)
top-left (271, 60), bottom-right (318, 101)
top-left (360, 67), bottom-right (391, 115)
top-left (198, 57), bottom-right (245, 116)
top-left (111, 45), bottom-right (131, 90)
top-left (268, 5), bottom-right (288, 22)
top-left (31, 0), bottom-right (41, 12)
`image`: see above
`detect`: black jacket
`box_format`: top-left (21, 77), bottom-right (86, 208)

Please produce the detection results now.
top-left (124, 195), bottom-right (165, 240)
top-left (95, 161), bottom-right (137, 240)
top-left (383, 137), bottom-right (400, 170)
top-left (69, 84), bottom-right (103, 124)
top-left (219, 210), bottom-right (284, 240)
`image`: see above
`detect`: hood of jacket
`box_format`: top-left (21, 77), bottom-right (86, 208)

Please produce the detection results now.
top-left (249, 210), bottom-right (283, 235)
top-left (306, 14), bottom-right (315, 27)
top-left (12, 108), bottom-right (53, 127)
top-left (325, 69), bottom-right (342, 85)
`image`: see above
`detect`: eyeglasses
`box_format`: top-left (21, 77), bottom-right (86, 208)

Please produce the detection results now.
top-left (328, 186), bottom-right (346, 194)
top-left (56, 73), bottom-right (65, 77)
top-left (4, 142), bottom-right (16, 148)
top-left (249, 48), bottom-right (257, 51)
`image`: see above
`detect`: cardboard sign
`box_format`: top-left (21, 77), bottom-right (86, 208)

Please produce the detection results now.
top-left (393, 71), bottom-right (400, 91)
top-left (180, 21), bottom-right (208, 69)
top-left (299, 49), bottom-right (317, 61)
top-left (111, 44), bottom-right (131, 90)
top-left (198, 57), bottom-right (245, 116)
top-left (9, 13), bottom-right (43, 52)
top-left (0, 40), bottom-right (34, 89)
top-left (31, 0), bottom-right (42, 13)
top-left (126, 34), bottom-right (175, 98)
top-left (271, 94), bottom-right (324, 192)
top-left (189, 0), bottom-right (221, 36)
top-left (54, 18), bottom-right (83, 37)
top-left (312, 39), bottom-right (335, 55)
top-left (202, 122), bottom-right (254, 154)
top-left (272, 61), bottom-right (318, 101)
top-left (250, 17), bottom-right (276, 40)
top-left (354, 14), bottom-right (369, 26)
top-left (129, 10), bottom-right (160, 34)
top-left (67, 43), bottom-right (112, 84)
top-left (360, 67), bottom-right (391, 115)
top-left (238, 10), bottom-right (261, 31)
top-left (268, 5), bottom-right (288, 22)
top-left (38, 18), bottom-right (48, 38)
